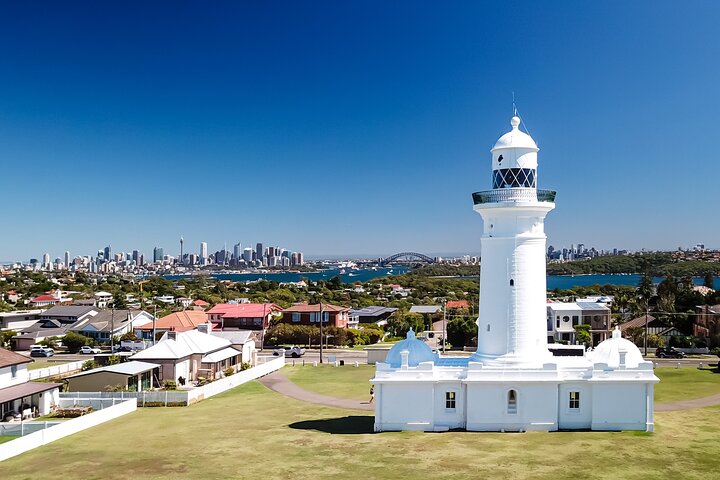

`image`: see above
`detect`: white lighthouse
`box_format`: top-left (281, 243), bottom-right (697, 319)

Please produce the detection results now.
top-left (372, 113), bottom-right (658, 433)
top-left (471, 115), bottom-right (555, 366)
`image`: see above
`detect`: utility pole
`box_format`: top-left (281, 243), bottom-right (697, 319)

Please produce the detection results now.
top-left (319, 300), bottom-right (324, 364)
top-left (644, 302), bottom-right (649, 357)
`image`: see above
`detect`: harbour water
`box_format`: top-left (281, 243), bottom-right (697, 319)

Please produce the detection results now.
top-left (165, 269), bottom-right (720, 290)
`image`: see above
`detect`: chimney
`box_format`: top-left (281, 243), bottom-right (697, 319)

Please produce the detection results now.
top-left (400, 350), bottom-right (409, 370)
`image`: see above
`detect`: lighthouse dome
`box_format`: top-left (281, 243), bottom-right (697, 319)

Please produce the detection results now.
top-left (385, 329), bottom-right (437, 368)
top-left (590, 327), bottom-right (645, 369)
top-left (492, 116), bottom-right (538, 151)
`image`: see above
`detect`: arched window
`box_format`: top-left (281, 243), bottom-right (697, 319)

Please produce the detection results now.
top-left (507, 389), bottom-right (518, 414)
top-left (509, 279), bottom-right (514, 286)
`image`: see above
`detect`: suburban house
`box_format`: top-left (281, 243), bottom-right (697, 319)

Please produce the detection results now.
top-left (546, 301), bottom-right (612, 346)
top-left (206, 303), bottom-right (282, 330)
top-left (39, 305), bottom-right (98, 325)
top-left (11, 320), bottom-right (68, 351)
top-left (694, 304), bottom-right (720, 338)
top-left (68, 310), bottom-right (155, 342)
top-left (281, 304), bottom-right (351, 328)
top-left (30, 294), bottom-right (61, 307)
top-left (205, 326), bottom-right (257, 364)
top-left (65, 361), bottom-right (160, 392)
top-left (349, 306), bottom-right (398, 327)
top-left (192, 299), bottom-right (210, 309)
top-left (136, 310), bottom-right (210, 340)
top-left (620, 314), bottom-right (683, 345)
top-left (0, 309), bottom-right (44, 331)
top-left (131, 329), bottom-right (242, 384)
top-left (0, 348), bottom-right (61, 421)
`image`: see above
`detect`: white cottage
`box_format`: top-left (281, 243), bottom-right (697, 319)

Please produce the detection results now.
top-left (372, 115), bottom-right (658, 433)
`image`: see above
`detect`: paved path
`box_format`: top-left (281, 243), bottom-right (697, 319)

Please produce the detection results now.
top-left (655, 392), bottom-right (720, 411)
top-left (258, 370), bottom-right (374, 411)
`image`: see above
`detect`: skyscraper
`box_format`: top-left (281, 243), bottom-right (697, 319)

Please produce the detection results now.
top-left (200, 242), bottom-right (208, 264)
top-left (104, 245), bottom-right (111, 262)
top-left (256, 243), bottom-right (263, 263)
top-left (233, 242), bottom-right (242, 261)
top-left (64, 251), bottom-right (70, 270)
top-left (153, 247), bottom-right (164, 263)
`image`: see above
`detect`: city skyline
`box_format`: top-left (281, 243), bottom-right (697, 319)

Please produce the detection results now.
top-left (2, 2), bottom-right (719, 259)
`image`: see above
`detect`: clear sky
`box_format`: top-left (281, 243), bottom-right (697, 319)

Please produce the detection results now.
top-left (1, 1), bottom-right (719, 261)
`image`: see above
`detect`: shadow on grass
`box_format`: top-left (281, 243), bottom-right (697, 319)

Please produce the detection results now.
top-left (289, 415), bottom-right (374, 434)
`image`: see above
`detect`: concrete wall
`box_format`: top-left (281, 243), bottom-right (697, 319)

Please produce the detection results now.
top-left (365, 348), bottom-right (390, 365)
top-left (66, 372), bottom-right (130, 392)
top-left (465, 382), bottom-right (558, 432)
top-left (375, 382), bottom-right (434, 431)
top-left (591, 382), bottom-right (653, 431)
top-left (28, 361), bottom-right (84, 380)
top-left (0, 363), bottom-right (29, 387)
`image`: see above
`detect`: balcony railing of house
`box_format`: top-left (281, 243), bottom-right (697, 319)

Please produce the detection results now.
top-left (472, 188), bottom-right (557, 205)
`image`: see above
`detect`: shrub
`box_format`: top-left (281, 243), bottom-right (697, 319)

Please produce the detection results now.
top-left (63, 332), bottom-right (93, 353)
top-left (107, 354), bottom-right (121, 366)
top-left (81, 360), bottom-right (100, 371)
top-left (224, 367), bottom-right (235, 377)
top-left (240, 362), bottom-right (251, 371)
top-left (711, 347), bottom-right (720, 358)
top-left (163, 380), bottom-right (177, 390)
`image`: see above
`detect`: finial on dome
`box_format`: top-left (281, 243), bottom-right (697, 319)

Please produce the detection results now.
top-left (612, 326), bottom-right (621, 339)
top-left (510, 116), bottom-right (521, 129)
top-left (406, 328), bottom-right (416, 340)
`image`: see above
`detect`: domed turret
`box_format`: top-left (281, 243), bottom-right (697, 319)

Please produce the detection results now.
top-left (490, 116), bottom-right (539, 189)
top-left (385, 329), bottom-right (437, 368)
top-left (590, 327), bottom-right (645, 369)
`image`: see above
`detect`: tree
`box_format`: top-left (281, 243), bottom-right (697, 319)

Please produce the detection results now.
top-left (573, 324), bottom-right (591, 347)
top-left (0, 330), bottom-right (16, 349)
top-left (39, 336), bottom-right (59, 349)
top-left (107, 354), bottom-right (121, 365)
top-left (63, 332), bottom-right (93, 353)
top-left (119, 331), bottom-right (139, 341)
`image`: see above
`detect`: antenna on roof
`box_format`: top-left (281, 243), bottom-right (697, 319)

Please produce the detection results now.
top-left (512, 91), bottom-right (517, 117)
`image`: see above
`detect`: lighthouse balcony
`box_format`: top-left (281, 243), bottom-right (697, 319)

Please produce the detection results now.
top-left (472, 188), bottom-right (556, 205)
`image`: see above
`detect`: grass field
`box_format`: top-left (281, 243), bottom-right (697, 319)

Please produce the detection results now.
top-left (1, 366), bottom-right (720, 479)
top-left (655, 367), bottom-right (720, 403)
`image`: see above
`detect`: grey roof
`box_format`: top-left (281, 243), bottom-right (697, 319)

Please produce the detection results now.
top-left (12, 327), bottom-right (68, 339)
top-left (576, 302), bottom-right (610, 312)
top-left (18, 319), bottom-right (65, 334)
top-left (211, 330), bottom-right (255, 344)
top-left (350, 306), bottom-right (398, 317)
top-left (409, 305), bottom-right (442, 314)
top-left (40, 305), bottom-right (97, 318)
top-left (70, 310), bottom-right (150, 333)
top-left (66, 360), bottom-right (159, 379)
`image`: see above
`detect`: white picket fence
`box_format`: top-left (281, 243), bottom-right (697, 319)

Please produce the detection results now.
top-left (0, 398), bottom-right (137, 462)
top-left (28, 361), bottom-right (85, 380)
top-left (60, 355), bottom-right (285, 407)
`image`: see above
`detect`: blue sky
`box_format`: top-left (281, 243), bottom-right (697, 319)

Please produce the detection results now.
top-left (1, 1), bottom-right (719, 261)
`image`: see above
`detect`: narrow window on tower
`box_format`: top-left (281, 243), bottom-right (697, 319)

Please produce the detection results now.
top-left (569, 391), bottom-right (580, 409)
top-left (445, 391), bottom-right (456, 410)
top-left (509, 279), bottom-right (514, 286)
top-left (507, 390), bottom-right (518, 414)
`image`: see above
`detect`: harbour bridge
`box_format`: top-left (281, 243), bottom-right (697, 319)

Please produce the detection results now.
top-left (379, 252), bottom-right (436, 267)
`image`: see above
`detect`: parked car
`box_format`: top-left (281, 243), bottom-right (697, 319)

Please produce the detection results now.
top-left (30, 347), bottom-right (54, 357)
top-left (655, 346), bottom-right (686, 359)
top-left (273, 346), bottom-right (305, 358)
top-left (79, 346), bottom-right (102, 355)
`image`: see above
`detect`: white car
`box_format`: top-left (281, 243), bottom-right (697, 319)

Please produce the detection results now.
top-left (273, 346), bottom-right (305, 358)
top-left (79, 346), bottom-right (102, 355)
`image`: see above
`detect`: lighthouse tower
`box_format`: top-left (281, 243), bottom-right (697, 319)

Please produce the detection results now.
top-left (470, 115), bottom-right (556, 366)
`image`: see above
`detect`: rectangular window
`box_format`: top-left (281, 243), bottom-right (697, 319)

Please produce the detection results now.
top-left (445, 391), bottom-right (456, 410)
top-left (11, 365), bottom-right (17, 379)
top-left (572, 316), bottom-right (579, 326)
top-left (292, 313), bottom-right (301, 323)
top-left (569, 391), bottom-right (580, 409)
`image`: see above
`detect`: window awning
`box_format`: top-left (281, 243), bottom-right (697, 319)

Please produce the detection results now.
top-left (201, 347), bottom-right (240, 364)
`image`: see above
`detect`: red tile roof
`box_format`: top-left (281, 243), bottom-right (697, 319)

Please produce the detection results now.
top-left (193, 299), bottom-right (209, 306)
top-left (138, 310), bottom-right (209, 331)
top-left (32, 295), bottom-right (56, 302)
top-left (446, 300), bottom-right (470, 309)
top-left (282, 303), bottom-right (349, 313)
top-left (206, 303), bottom-right (282, 319)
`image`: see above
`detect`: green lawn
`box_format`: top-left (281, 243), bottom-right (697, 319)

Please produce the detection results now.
top-left (0, 436), bottom-right (17, 445)
top-left (282, 364), bottom-right (374, 400)
top-left (655, 367), bottom-right (720, 403)
top-left (2, 367), bottom-right (720, 479)
top-left (1, 379), bottom-right (719, 480)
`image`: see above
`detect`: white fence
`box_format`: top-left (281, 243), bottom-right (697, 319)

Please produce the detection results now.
top-left (28, 361), bottom-right (85, 380)
top-left (60, 355), bottom-right (285, 407)
top-left (0, 398), bottom-right (137, 462)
